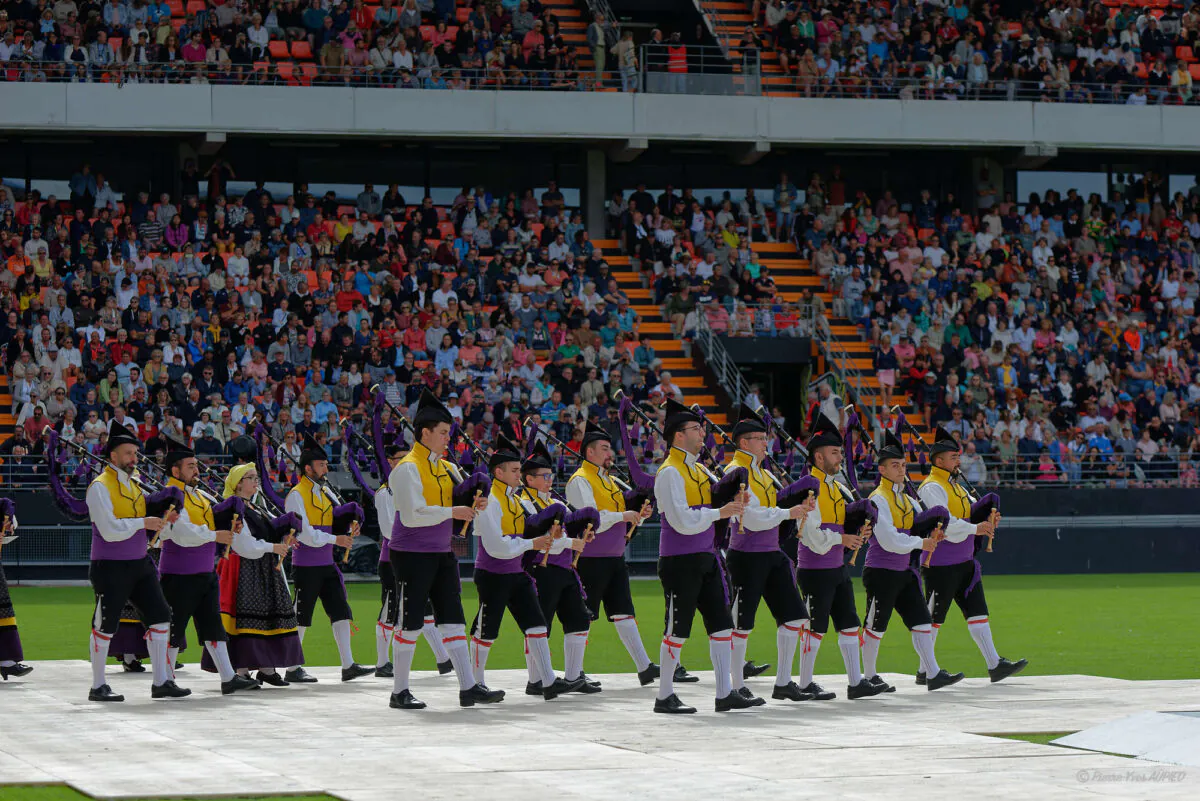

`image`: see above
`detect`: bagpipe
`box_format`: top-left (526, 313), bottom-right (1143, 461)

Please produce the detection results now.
top-left (527, 410), bottom-right (653, 543)
top-left (44, 427), bottom-right (185, 549)
top-left (446, 422), bottom-right (491, 539)
top-left (253, 425), bottom-right (364, 563)
top-left (753, 402), bottom-right (810, 476)
top-left (838, 406), bottom-right (880, 566)
top-left (890, 406), bottom-right (999, 555)
top-left (911, 505), bottom-right (950, 568)
top-left (342, 412), bottom-right (384, 501)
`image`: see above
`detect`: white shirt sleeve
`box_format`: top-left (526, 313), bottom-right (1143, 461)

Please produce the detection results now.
top-left (798, 498), bottom-right (841, 554)
top-left (230, 526), bottom-right (275, 559)
top-left (740, 479), bottom-right (791, 532)
top-left (285, 490), bottom-right (338, 548)
top-left (85, 480), bottom-right (147, 542)
top-left (161, 508), bottom-right (217, 547)
top-left (869, 495), bottom-right (923, 554)
top-left (653, 466), bottom-right (720, 536)
top-left (391, 462), bottom-right (454, 527)
top-left (566, 475), bottom-right (625, 533)
top-left (917, 482), bottom-right (976, 543)
top-left (475, 498), bottom-right (535, 560)
top-left (374, 488), bottom-right (395, 547)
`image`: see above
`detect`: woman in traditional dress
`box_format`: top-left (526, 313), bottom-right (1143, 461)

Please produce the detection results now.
top-left (0, 499), bottom-right (32, 680)
top-left (203, 463), bottom-right (303, 686)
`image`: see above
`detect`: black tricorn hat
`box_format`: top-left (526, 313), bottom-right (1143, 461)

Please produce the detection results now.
top-left (730, 402), bottom-right (767, 441)
top-left (522, 438), bottom-right (553, 474)
top-left (929, 425), bottom-right (961, 456)
top-left (877, 428), bottom-right (905, 463)
top-left (299, 432), bottom-right (327, 468)
top-left (805, 414), bottom-right (842, 461)
top-left (488, 433), bottom-right (523, 471)
top-left (663, 398), bottom-right (703, 442)
top-left (580, 417), bottom-right (611, 450)
top-left (413, 388), bottom-right (453, 430)
top-left (105, 423), bottom-right (142, 456)
top-left (163, 435), bottom-right (195, 471)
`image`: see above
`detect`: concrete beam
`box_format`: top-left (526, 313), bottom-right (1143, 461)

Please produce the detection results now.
top-left (1014, 143), bottom-right (1058, 170)
top-left (732, 140), bottom-right (771, 165)
top-left (608, 137), bottom-right (647, 163)
top-left (196, 131), bottom-right (227, 156)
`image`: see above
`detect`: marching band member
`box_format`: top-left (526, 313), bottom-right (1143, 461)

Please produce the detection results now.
top-left (160, 440), bottom-right (260, 695)
top-left (469, 434), bottom-right (584, 699)
top-left (518, 440), bottom-right (597, 695)
top-left (796, 414), bottom-right (886, 701)
top-left (918, 427), bottom-right (1027, 684)
top-left (372, 443), bottom-right (452, 679)
top-left (388, 390), bottom-right (500, 710)
top-left (84, 424), bottom-right (186, 702)
top-left (863, 429), bottom-right (964, 692)
top-left (723, 404), bottom-right (818, 703)
top-left (566, 419), bottom-right (666, 688)
top-left (652, 400), bottom-right (756, 714)
top-left (215, 463), bottom-right (304, 686)
top-left (0, 499), bottom-right (31, 681)
top-left (283, 433), bottom-right (372, 684)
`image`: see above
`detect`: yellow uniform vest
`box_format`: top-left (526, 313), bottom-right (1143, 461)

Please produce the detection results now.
top-left (661, 448), bottom-right (712, 506)
top-left (400, 441), bottom-right (456, 506)
top-left (728, 450), bottom-right (777, 507)
top-left (95, 467), bottom-right (146, 517)
top-left (869, 477), bottom-right (914, 530)
top-left (570, 461), bottom-right (626, 513)
top-left (919, 466), bottom-right (971, 519)
top-left (167, 477), bottom-right (214, 528)
top-left (810, 466), bottom-right (850, 527)
top-left (294, 476), bottom-right (333, 528)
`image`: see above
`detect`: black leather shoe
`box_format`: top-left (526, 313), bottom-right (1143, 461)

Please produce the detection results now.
top-left (847, 678), bottom-right (885, 699)
top-left (175, 661), bottom-right (184, 671)
top-left (543, 676), bottom-right (585, 700)
top-left (868, 675), bottom-right (896, 693)
top-left (674, 664), bottom-right (699, 683)
top-left (989, 657), bottom-right (1028, 683)
top-left (653, 693), bottom-right (696, 714)
top-left (341, 664), bottom-right (374, 682)
top-left (715, 690), bottom-right (762, 711)
top-left (437, 659), bottom-right (454, 675)
top-left (915, 671), bottom-right (927, 686)
top-left (122, 659), bottom-right (146, 673)
top-left (374, 662), bottom-right (394, 678)
top-left (735, 687), bottom-right (767, 706)
top-left (771, 681), bottom-right (814, 702)
top-left (525, 680), bottom-right (543, 696)
top-left (742, 660), bottom-right (771, 679)
top-left (0, 663), bottom-right (33, 680)
top-left (571, 677), bottom-right (603, 693)
top-left (459, 683), bottom-right (505, 707)
top-left (926, 669), bottom-right (965, 691)
top-left (637, 662), bottom-right (660, 686)
top-left (284, 667), bottom-right (318, 683)
top-left (151, 680), bottom-right (192, 699)
top-left (798, 682), bottom-right (836, 700)
top-left (221, 674), bottom-right (262, 695)
top-left (389, 689), bottom-right (426, 710)
top-left (256, 671), bottom-right (290, 687)
top-left (88, 684), bottom-right (125, 702)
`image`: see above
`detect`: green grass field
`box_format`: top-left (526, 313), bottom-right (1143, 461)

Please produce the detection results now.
top-left (0, 790), bottom-right (335, 801)
top-left (9, 573), bottom-right (1200, 680)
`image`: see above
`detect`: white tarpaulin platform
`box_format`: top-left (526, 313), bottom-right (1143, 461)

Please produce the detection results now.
top-left (1, 662), bottom-right (1199, 800)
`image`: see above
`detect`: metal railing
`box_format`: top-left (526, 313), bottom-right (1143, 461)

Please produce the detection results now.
top-left (640, 44), bottom-right (758, 96)
top-left (5, 57), bottom-right (1198, 104)
top-left (692, 0), bottom-right (734, 58)
top-left (693, 303), bottom-right (755, 410)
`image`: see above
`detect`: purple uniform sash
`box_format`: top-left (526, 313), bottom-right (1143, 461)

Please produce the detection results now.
top-left (90, 526), bottom-right (150, 561)
top-left (391, 514), bottom-right (454, 554)
top-left (864, 529), bottom-right (914, 571)
top-left (658, 503), bottom-right (716, 557)
top-left (796, 524), bottom-right (845, 570)
top-left (160, 538), bottom-right (218, 575)
top-left (293, 524), bottom-right (335, 567)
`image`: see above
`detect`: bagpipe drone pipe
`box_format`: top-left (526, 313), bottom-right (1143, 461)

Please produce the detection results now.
top-left (711, 465), bottom-right (750, 550)
top-left (45, 427), bottom-right (185, 522)
top-left (775, 474), bottom-right (820, 551)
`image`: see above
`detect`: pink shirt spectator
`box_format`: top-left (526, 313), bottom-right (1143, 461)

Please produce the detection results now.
top-left (181, 41), bottom-right (206, 63)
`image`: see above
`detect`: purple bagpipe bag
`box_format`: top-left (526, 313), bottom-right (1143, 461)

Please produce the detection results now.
top-left (331, 502), bottom-right (364, 537)
top-left (211, 496), bottom-right (246, 531)
top-left (521, 503), bottom-right (565, 540)
top-left (778, 475), bottom-right (819, 508)
top-left (564, 507), bottom-right (600, 539)
top-left (969, 492), bottom-right (1000, 555)
top-left (843, 497), bottom-right (878, 537)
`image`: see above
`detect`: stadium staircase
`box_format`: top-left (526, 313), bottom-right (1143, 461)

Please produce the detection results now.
top-left (694, 0), bottom-right (796, 94)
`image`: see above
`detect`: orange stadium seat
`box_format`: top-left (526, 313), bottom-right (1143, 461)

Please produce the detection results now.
top-left (291, 40), bottom-right (312, 60)
top-left (269, 41), bottom-right (289, 60)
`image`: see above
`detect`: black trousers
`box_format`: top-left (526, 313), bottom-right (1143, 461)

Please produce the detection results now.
top-left (379, 561), bottom-right (438, 627)
top-left (862, 567), bottom-right (931, 633)
top-left (922, 561), bottom-right (988, 624)
top-left (658, 552), bottom-right (733, 639)
top-left (391, 550), bottom-right (465, 631)
top-left (797, 565), bottom-right (860, 635)
top-left (533, 564), bottom-right (591, 635)
top-left (292, 563), bottom-right (353, 627)
top-left (576, 555), bottom-right (636, 621)
top-left (161, 571), bottom-right (225, 648)
top-left (471, 569), bottom-right (546, 640)
top-left (89, 556), bottom-right (172, 633)
top-left (727, 549), bottom-right (809, 630)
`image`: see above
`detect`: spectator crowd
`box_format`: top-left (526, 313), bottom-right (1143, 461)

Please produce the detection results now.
top-left (0, 157), bottom-right (726, 485)
top-left (742, 0), bottom-right (1200, 103)
top-left (787, 164), bottom-right (1200, 487)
